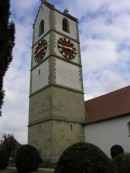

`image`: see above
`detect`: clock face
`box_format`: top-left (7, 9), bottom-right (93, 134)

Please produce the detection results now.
top-left (34, 39), bottom-right (47, 63)
top-left (57, 37), bottom-right (76, 60)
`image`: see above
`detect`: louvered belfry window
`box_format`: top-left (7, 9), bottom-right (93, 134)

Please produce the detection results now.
top-left (39, 20), bottom-right (44, 36)
top-left (63, 18), bottom-right (69, 33)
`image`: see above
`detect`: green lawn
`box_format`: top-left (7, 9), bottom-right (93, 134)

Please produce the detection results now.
top-left (0, 168), bottom-right (53, 173)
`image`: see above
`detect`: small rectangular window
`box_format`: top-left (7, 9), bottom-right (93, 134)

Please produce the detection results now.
top-left (39, 125), bottom-right (41, 133)
top-left (128, 122), bottom-right (130, 137)
top-left (39, 70), bottom-right (40, 75)
top-left (70, 124), bottom-right (73, 130)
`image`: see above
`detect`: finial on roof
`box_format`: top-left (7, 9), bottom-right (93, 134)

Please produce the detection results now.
top-left (64, 9), bottom-right (69, 15)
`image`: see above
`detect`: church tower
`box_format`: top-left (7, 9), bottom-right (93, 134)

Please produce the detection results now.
top-left (28, 0), bottom-right (85, 164)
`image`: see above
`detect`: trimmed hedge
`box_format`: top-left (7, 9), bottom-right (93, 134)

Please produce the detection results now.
top-left (0, 149), bottom-right (9, 169)
top-left (16, 144), bottom-right (41, 173)
top-left (112, 153), bottom-right (130, 173)
top-left (110, 145), bottom-right (124, 158)
top-left (55, 142), bottom-right (113, 173)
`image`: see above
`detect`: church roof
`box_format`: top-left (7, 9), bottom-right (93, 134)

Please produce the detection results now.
top-left (0, 135), bottom-right (21, 150)
top-left (84, 86), bottom-right (130, 125)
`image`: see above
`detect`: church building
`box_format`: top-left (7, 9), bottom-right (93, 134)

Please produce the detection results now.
top-left (84, 86), bottom-right (130, 157)
top-left (28, 0), bottom-right (130, 165)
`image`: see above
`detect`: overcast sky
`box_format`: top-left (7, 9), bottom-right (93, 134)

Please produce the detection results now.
top-left (0, 0), bottom-right (130, 144)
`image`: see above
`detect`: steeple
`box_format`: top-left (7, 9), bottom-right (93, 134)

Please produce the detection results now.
top-left (28, 0), bottom-right (85, 166)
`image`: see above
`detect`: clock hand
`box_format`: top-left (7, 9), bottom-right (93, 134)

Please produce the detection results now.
top-left (58, 44), bottom-right (73, 51)
top-left (64, 46), bottom-right (73, 50)
top-left (34, 45), bottom-right (46, 56)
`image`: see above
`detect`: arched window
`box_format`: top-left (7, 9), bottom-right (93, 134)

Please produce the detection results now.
top-left (62, 18), bottom-right (69, 33)
top-left (39, 20), bottom-right (44, 36)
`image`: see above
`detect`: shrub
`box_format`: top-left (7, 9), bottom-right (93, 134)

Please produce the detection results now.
top-left (0, 149), bottom-right (9, 169)
top-left (112, 153), bottom-right (130, 173)
top-left (16, 144), bottom-right (41, 173)
top-left (55, 142), bottom-right (113, 173)
top-left (110, 145), bottom-right (124, 158)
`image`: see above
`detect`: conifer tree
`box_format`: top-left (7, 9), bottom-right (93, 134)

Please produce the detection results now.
top-left (0, 0), bottom-right (15, 116)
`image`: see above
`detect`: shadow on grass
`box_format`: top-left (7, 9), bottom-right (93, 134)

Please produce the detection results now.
top-left (0, 168), bottom-right (17, 173)
top-left (0, 168), bottom-right (53, 173)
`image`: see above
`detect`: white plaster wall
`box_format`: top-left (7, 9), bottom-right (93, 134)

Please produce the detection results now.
top-left (55, 58), bottom-right (82, 91)
top-left (54, 34), bottom-right (80, 64)
top-left (32, 34), bottom-right (50, 68)
top-left (54, 11), bottom-right (78, 40)
top-left (31, 60), bottom-right (49, 94)
top-left (85, 116), bottom-right (130, 157)
top-left (33, 4), bottom-right (51, 45)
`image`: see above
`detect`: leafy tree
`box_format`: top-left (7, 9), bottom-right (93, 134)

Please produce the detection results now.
top-left (1, 134), bottom-right (16, 159)
top-left (112, 153), bottom-right (130, 173)
top-left (0, 0), bottom-right (15, 116)
top-left (0, 149), bottom-right (9, 169)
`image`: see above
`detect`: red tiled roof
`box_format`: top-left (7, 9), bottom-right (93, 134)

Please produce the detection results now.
top-left (84, 86), bottom-right (130, 124)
